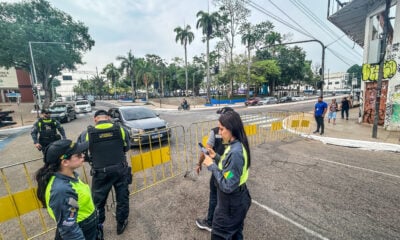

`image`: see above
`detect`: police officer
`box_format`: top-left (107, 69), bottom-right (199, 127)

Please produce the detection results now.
top-left (203, 111), bottom-right (252, 240)
top-left (195, 106), bottom-right (234, 232)
top-left (78, 109), bottom-right (131, 236)
top-left (31, 109), bottom-right (66, 155)
top-left (35, 139), bottom-right (98, 239)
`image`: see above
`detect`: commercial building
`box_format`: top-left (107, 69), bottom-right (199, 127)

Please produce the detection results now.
top-left (328, 0), bottom-right (400, 130)
top-left (0, 67), bottom-right (34, 103)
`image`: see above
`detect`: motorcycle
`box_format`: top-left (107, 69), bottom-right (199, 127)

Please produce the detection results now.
top-left (178, 104), bottom-right (190, 111)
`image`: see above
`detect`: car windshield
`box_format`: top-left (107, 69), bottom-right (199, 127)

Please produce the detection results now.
top-left (49, 105), bottom-right (66, 112)
top-left (76, 101), bottom-right (89, 105)
top-left (121, 108), bottom-right (156, 121)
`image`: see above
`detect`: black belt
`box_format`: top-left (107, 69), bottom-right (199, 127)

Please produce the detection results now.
top-left (92, 162), bottom-right (127, 174)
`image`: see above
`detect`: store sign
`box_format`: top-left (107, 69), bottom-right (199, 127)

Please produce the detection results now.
top-left (0, 67), bottom-right (18, 89)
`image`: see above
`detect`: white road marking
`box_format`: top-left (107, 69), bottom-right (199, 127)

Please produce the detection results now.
top-left (314, 158), bottom-right (400, 179)
top-left (252, 199), bottom-right (330, 240)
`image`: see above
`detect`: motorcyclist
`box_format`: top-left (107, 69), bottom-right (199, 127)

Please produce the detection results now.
top-left (181, 98), bottom-right (189, 110)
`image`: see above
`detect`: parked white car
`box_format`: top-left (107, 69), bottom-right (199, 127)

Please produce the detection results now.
top-left (292, 95), bottom-right (305, 101)
top-left (259, 97), bottom-right (278, 105)
top-left (75, 100), bottom-right (92, 113)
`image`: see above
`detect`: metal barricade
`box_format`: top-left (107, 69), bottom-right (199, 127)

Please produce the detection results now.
top-left (0, 111), bottom-right (312, 239)
top-left (0, 157), bottom-right (91, 239)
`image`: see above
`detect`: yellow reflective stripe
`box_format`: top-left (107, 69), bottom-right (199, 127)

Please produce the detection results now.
top-left (87, 123), bottom-right (126, 146)
top-left (218, 144), bottom-right (249, 186)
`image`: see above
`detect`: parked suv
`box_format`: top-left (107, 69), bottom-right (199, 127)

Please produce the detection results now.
top-left (244, 97), bottom-right (262, 106)
top-left (49, 104), bottom-right (76, 123)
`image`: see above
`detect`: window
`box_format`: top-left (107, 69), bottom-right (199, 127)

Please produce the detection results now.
top-left (62, 75), bottom-right (72, 81)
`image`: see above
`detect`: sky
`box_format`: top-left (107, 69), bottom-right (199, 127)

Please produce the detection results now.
top-left (8, 0), bottom-right (364, 74)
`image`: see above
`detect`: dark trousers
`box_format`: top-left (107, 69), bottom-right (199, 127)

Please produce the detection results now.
top-left (211, 186), bottom-right (251, 240)
top-left (341, 108), bottom-right (349, 119)
top-left (55, 212), bottom-right (98, 240)
top-left (92, 168), bottom-right (130, 224)
top-left (315, 116), bottom-right (324, 134)
top-left (207, 176), bottom-right (218, 226)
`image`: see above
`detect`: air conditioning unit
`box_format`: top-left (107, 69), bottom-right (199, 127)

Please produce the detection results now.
top-left (367, 39), bottom-right (381, 64)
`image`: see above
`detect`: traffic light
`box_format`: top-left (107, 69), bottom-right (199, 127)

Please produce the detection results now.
top-left (32, 87), bottom-right (37, 96)
top-left (317, 81), bottom-right (324, 90)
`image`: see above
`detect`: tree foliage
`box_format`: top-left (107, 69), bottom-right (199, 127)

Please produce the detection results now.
top-left (0, 0), bottom-right (94, 107)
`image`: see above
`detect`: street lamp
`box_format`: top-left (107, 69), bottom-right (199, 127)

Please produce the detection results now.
top-left (29, 41), bottom-right (70, 109)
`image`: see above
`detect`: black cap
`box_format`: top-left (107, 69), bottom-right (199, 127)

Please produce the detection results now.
top-left (44, 139), bottom-right (88, 164)
top-left (216, 106), bottom-right (234, 114)
top-left (94, 109), bottom-right (109, 117)
top-left (41, 109), bottom-right (50, 114)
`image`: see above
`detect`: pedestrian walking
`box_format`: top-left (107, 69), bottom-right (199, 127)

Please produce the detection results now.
top-left (35, 139), bottom-right (98, 240)
top-left (328, 99), bottom-right (338, 125)
top-left (77, 109), bottom-right (131, 236)
top-left (313, 96), bottom-right (328, 135)
top-left (341, 96), bottom-right (351, 120)
top-left (31, 109), bottom-right (66, 156)
top-left (195, 106), bottom-right (234, 232)
top-left (202, 111), bottom-right (252, 240)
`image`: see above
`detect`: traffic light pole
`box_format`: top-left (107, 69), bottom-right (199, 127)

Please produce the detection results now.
top-left (270, 39), bottom-right (326, 97)
top-left (28, 41), bottom-right (41, 108)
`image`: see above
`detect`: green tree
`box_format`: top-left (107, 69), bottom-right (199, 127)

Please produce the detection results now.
top-left (174, 24), bottom-right (195, 97)
top-left (117, 50), bottom-right (136, 100)
top-left (214, 0), bottom-right (250, 96)
top-left (251, 60), bottom-right (281, 95)
top-left (196, 10), bottom-right (222, 102)
top-left (347, 64), bottom-right (362, 87)
top-left (102, 63), bottom-right (120, 99)
top-left (240, 22), bottom-right (257, 98)
top-left (0, 0), bottom-right (94, 108)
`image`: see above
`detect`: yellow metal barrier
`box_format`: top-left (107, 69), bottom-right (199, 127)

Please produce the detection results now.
top-left (129, 125), bottom-right (187, 195)
top-left (0, 111), bottom-right (312, 239)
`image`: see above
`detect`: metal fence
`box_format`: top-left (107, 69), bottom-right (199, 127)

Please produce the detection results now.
top-left (0, 111), bottom-right (312, 239)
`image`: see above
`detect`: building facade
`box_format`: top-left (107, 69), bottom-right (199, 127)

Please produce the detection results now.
top-left (328, 0), bottom-right (400, 130)
top-left (0, 67), bottom-right (34, 103)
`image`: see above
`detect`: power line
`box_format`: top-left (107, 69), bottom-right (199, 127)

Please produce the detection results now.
top-left (290, 0), bottom-right (363, 59)
top-left (246, 0), bottom-right (314, 39)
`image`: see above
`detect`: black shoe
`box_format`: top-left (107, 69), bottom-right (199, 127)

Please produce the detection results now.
top-left (117, 219), bottom-right (128, 235)
top-left (313, 131), bottom-right (318, 134)
top-left (196, 218), bottom-right (212, 232)
top-left (320, 132), bottom-right (324, 135)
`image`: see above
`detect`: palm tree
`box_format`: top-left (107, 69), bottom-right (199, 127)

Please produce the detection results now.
top-left (102, 63), bottom-right (120, 99)
top-left (241, 22), bottom-right (256, 98)
top-left (174, 25), bottom-right (194, 97)
top-left (117, 50), bottom-right (136, 101)
top-left (196, 10), bottom-right (221, 102)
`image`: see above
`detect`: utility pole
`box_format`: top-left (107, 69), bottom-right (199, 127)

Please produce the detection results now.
top-left (270, 39), bottom-right (326, 97)
top-left (372, 0), bottom-right (390, 138)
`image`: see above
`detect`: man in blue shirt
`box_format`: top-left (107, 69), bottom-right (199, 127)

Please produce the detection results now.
top-left (313, 96), bottom-right (328, 135)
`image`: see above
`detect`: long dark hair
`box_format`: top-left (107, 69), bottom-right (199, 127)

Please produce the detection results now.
top-left (218, 111), bottom-right (251, 168)
top-left (35, 162), bottom-right (61, 207)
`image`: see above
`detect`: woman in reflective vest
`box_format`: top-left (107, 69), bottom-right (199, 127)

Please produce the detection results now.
top-left (203, 111), bottom-right (252, 240)
top-left (35, 139), bottom-right (98, 240)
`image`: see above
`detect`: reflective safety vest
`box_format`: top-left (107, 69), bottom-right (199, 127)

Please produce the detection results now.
top-left (45, 175), bottom-right (95, 223)
top-left (218, 144), bottom-right (249, 186)
top-left (38, 119), bottom-right (59, 144)
top-left (86, 122), bottom-right (126, 169)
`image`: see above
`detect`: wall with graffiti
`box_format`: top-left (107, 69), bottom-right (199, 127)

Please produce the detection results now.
top-left (362, 81), bottom-right (388, 125)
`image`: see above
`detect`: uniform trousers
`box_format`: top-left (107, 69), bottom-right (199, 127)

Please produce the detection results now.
top-left (211, 185), bottom-right (251, 240)
top-left (92, 167), bottom-right (130, 224)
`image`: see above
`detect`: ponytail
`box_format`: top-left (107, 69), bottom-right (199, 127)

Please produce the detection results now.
top-left (35, 163), bottom-right (59, 207)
